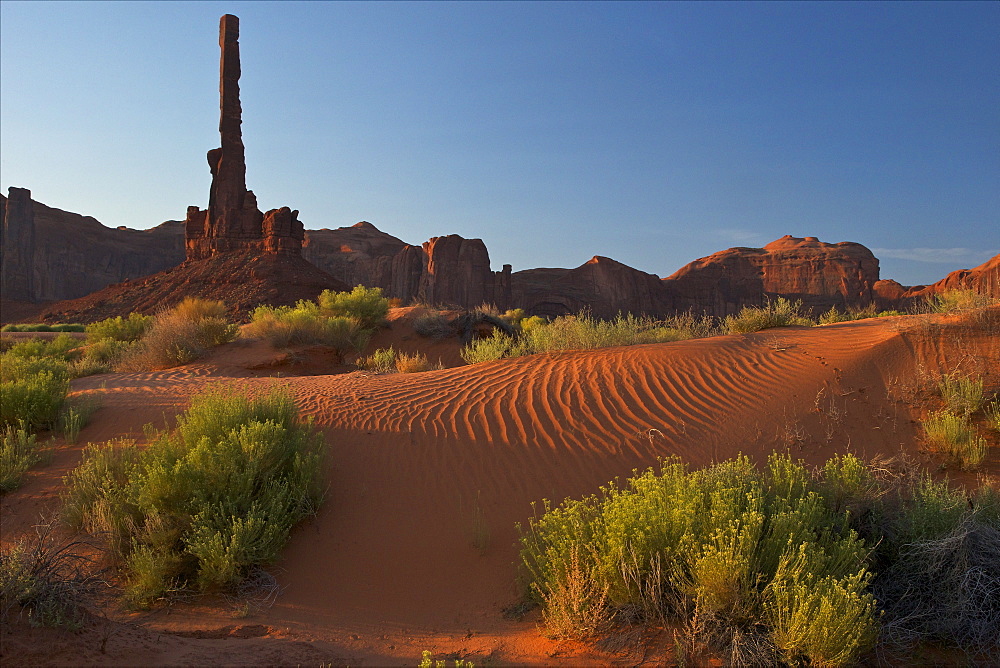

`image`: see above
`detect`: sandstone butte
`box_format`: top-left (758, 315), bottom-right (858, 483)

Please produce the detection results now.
top-left (1, 13), bottom-right (997, 323)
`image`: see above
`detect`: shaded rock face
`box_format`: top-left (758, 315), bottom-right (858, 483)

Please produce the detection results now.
top-left (1, 187), bottom-right (35, 301)
top-left (664, 236), bottom-right (882, 317)
top-left (303, 224), bottom-right (506, 308)
top-left (0, 189), bottom-right (185, 303)
top-left (511, 256), bottom-right (674, 319)
top-left (184, 14), bottom-right (304, 260)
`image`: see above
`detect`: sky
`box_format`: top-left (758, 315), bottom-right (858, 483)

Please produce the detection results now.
top-left (1, 1), bottom-right (997, 286)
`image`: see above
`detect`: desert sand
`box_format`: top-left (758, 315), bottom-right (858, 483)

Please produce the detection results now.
top-left (2, 307), bottom-right (998, 666)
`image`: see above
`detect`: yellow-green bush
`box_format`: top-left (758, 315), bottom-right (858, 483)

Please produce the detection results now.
top-left (520, 454), bottom-right (878, 665)
top-left (247, 301), bottom-right (367, 350)
top-left (62, 386), bottom-right (325, 606)
top-left (723, 297), bottom-right (814, 334)
top-left (316, 285), bottom-right (389, 329)
top-left (85, 313), bottom-right (153, 343)
top-left (116, 299), bottom-right (239, 371)
top-left (0, 424), bottom-right (46, 492)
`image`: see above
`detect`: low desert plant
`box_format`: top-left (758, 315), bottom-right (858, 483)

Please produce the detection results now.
top-left (986, 401), bottom-right (1000, 432)
top-left (3, 334), bottom-right (82, 361)
top-left (247, 302), bottom-right (366, 350)
top-left (923, 288), bottom-right (997, 314)
top-left (460, 330), bottom-right (532, 364)
top-left (723, 297), bottom-right (814, 334)
top-left (520, 454), bottom-right (878, 666)
top-left (394, 351), bottom-right (435, 373)
top-left (418, 650), bottom-right (475, 668)
top-left (818, 304), bottom-right (905, 324)
top-left (62, 386), bottom-right (325, 606)
top-left (0, 523), bottom-right (99, 628)
top-left (922, 410), bottom-right (987, 469)
top-left (937, 374), bottom-right (986, 417)
top-left (356, 347), bottom-right (398, 373)
top-left (0, 355), bottom-right (71, 430)
top-left (85, 313), bottom-right (153, 343)
top-left (0, 424), bottom-right (47, 492)
top-left (317, 285), bottom-right (389, 329)
top-left (1, 323), bottom-right (85, 333)
top-left (115, 298), bottom-right (239, 371)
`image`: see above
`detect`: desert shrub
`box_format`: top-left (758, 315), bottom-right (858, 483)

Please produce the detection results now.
top-left (723, 297), bottom-right (814, 334)
top-left (62, 386), bottom-right (324, 606)
top-left (116, 299), bottom-right (239, 371)
top-left (0, 355), bottom-right (71, 430)
top-left (413, 312), bottom-right (454, 339)
top-left (459, 311), bottom-right (710, 364)
top-left (418, 650), bottom-right (475, 668)
top-left (0, 523), bottom-right (98, 628)
top-left (819, 304), bottom-right (906, 325)
top-left (0, 424), bottom-right (47, 492)
top-left (986, 401), bottom-right (1000, 431)
top-left (501, 308), bottom-right (527, 326)
top-left (317, 285), bottom-right (389, 329)
top-left (938, 374), bottom-right (986, 417)
top-left (1, 323), bottom-right (84, 333)
top-left (357, 347), bottom-right (397, 373)
top-left (922, 410), bottom-right (986, 470)
top-left (86, 313), bottom-right (153, 343)
top-left (924, 288), bottom-right (997, 314)
top-left (3, 334), bottom-right (81, 361)
top-left (460, 330), bottom-right (532, 364)
top-left (395, 351), bottom-right (435, 373)
top-left (520, 453), bottom-right (878, 665)
top-left (247, 301), bottom-right (368, 351)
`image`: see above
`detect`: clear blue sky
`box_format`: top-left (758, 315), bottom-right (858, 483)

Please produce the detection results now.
top-left (2, 1), bottom-right (997, 286)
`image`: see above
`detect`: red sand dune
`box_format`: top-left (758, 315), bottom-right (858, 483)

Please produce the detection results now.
top-left (2, 308), bottom-right (998, 665)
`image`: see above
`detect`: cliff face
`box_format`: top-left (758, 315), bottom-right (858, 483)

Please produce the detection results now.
top-left (512, 256), bottom-right (674, 318)
top-left (1, 188), bottom-right (186, 303)
top-left (303, 224), bottom-right (508, 309)
top-left (664, 236), bottom-right (882, 317)
top-left (891, 254), bottom-right (1000, 301)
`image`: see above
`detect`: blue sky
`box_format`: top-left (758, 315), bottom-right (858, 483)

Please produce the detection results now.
top-left (1, 1), bottom-right (997, 286)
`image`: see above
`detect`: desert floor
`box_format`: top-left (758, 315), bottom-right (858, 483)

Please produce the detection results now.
top-left (2, 307), bottom-right (998, 666)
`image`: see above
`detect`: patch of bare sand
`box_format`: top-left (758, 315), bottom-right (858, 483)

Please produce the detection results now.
top-left (2, 309), bottom-right (998, 665)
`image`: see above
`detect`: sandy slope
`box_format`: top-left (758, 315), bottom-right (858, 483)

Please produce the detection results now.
top-left (2, 309), bottom-right (998, 666)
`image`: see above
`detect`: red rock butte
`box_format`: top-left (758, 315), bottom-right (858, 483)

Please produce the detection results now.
top-left (184, 14), bottom-right (305, 260)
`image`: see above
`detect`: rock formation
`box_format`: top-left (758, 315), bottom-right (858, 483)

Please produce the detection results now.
top-left (511, 256), bottom-right (672, 318)
top-left (303, 224), bottom-right (509, 308)
top-left (0, 188), bottom-right (186, 304)
top-left (664, 236), bottom-right (882, 317)
top-left (1, 187), bottom-right (35, 301)
top-left (184, 14), bottom-right (304, 260)
top-left (884, 253), bottom-right (1000, 303)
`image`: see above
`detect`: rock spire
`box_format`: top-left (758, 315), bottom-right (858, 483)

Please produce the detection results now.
top-left (185, 14), bottom-right (304, 260)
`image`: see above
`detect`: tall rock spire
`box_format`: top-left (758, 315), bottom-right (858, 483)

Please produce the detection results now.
top-left (185, 14), bottom-right (302, 260)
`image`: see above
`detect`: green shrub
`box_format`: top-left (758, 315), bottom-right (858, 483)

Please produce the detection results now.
top-left (395, 351), bottom-right (435, 373)
top-left (357, 347), bottom-right (398, 373)
top-left (62, 386), bottom-right (325, 606)
top-left (86, 313), bottom-right (153, 343)
top-left (116, 299), bottom-right (239, 371)
top-left (459, 311), bottom-right (712, 364)
top-left (818, 305), bottom-right (905, 324)
top-left (0, 355), bottom-right (70, 430)
top-left (0, 424), bottom-right (47, 492)
top-left (3, 334), bottom-right (82, 361)
top-left (519, 454), bottom-right (877, 665)
top-left (924, 288), bottom-right (997, 314)
top-left (418, 650), bottom-right (475, 668)
top-left (317, 285), bottom-right (389, 329)
top-left (986, 401), bottom-right (1000, 431)
top-left (723, 297), bottom-right (814, 334)
top-left (922, 410), bottom-right (986, 470)
top-left (1, 323), bottom-right (84, 333)
top-left (247, 301), bottom-right (368, 351)
top-left (938, 374), bottom-right (986, 416)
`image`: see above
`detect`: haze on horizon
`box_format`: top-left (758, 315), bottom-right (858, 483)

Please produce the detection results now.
top-left (1, 1), bottom-right (997, 287)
